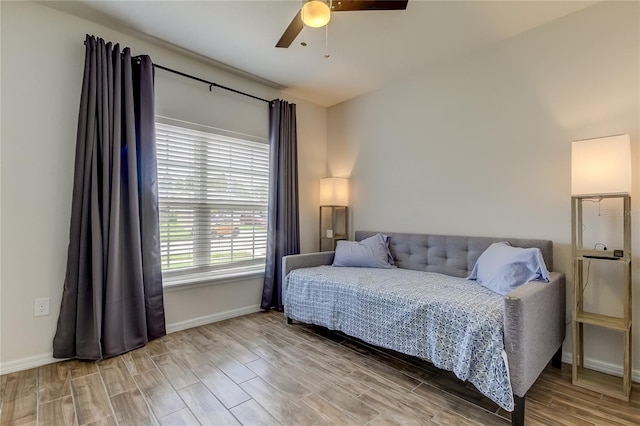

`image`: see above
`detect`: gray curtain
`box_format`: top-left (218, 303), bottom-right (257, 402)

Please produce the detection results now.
top-left (261, 100), bottom-right (300, 310)
top-left (53, 35), bottom-right (165, 360)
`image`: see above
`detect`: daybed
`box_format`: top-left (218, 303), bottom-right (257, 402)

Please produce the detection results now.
top-left (282, 231), bottom-right (566, 426)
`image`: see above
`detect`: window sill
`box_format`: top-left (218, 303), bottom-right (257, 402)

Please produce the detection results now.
top-left (162, 266), bottom-right (265, 292)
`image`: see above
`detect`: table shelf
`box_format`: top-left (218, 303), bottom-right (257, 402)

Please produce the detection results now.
top-left (571, 194), bottom-right (632, 401)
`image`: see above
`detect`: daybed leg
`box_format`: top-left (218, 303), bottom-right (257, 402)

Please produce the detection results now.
top-left (552, 345), bottom-right (562, 369)
top-left (286, 317), bottom-right (293, 325)
top-left (512, 395), bottom-right (525, 426)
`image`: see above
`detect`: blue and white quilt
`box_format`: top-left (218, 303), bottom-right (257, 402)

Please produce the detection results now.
top-left (284, 266), bottom-right (514, 411)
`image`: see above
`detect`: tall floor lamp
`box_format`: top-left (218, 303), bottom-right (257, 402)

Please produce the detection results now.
top-left (319, 177), bottom-right (349, 251)
top-left (570, 133), bottom-right (633, 400)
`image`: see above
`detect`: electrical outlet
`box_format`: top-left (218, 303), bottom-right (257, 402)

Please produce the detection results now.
top-left (34, 297), bottom-right (50, 317)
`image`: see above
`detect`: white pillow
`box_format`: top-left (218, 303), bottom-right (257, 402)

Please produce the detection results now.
top-left (333, 233), bottom-right (395, 268)
top-left (468, 242), bottom-right (550, 295)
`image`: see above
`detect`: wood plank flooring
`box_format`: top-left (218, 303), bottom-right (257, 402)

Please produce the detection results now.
top-left (1, 311), bottom-right (638, 425)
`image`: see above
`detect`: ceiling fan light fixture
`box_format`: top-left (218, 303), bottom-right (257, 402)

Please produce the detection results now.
top-left (301, 0), bottom-right (331, 28)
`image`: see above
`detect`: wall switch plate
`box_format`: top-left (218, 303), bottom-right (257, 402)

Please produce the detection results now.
top-left (34, 297), bottom-right (50, 317)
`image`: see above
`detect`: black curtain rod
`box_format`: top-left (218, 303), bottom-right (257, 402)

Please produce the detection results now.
top-left (85, 39), bottom-right (272, 104)
top-left (152, 63), bottom-right (272, 104)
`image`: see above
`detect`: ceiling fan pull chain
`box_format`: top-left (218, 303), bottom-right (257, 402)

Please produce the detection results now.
top-left (325, 1), bottom-right (331, 57)
top-left (324, 23), bottom-right (330, 58)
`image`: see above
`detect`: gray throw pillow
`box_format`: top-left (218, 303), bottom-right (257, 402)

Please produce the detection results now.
top-left (333, 233), bottom-right (395, 268)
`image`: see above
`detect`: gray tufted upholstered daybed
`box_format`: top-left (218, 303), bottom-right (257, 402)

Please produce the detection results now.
top-left (282, 231), bottom-right (566, 426)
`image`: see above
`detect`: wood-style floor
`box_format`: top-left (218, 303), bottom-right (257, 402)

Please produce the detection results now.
top-left (1, 311), bottom-right (638, 425)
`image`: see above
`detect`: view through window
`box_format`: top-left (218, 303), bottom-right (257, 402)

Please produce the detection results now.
top-left (155, 121), bottom-right (269, 281)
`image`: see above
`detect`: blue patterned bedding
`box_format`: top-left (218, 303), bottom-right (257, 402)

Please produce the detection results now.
top-left (284, 265), bottom-right (514, 411)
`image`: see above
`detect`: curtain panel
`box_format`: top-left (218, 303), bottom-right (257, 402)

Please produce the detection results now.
top-left (53, 35), bottom-right (165, 360)
top-left (261, 100), bottom-right (301, 310)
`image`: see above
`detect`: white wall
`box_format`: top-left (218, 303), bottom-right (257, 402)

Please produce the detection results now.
top-left (0, 1), bottom-right (327, 372)
top-left (328, 1), bottom-right (640, 378)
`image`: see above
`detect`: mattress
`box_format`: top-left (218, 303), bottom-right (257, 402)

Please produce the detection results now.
top-left (284, 265), bottom-right (514, 410)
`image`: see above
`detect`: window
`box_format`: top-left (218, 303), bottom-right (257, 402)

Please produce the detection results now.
top-left (155, 120), bottom-right (269, 283)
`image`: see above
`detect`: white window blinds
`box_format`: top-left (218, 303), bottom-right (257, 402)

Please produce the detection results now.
top-left (155, 122), bottom-right (269, 278)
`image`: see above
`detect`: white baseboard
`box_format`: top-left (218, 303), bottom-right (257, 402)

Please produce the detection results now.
top-left (0, 353), bottom-right (63, 375)
top-left (562, 351), bottom-right (640, 382)
top-left (165, 304), bottom-right (261, 334)
top-left (0, 304), bottom-right (261, 375)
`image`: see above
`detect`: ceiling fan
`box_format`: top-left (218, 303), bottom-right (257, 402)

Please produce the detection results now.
top-left (276, 0), bottom-right (409, 48)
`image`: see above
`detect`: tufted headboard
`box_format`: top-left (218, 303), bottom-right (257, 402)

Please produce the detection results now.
top-left (355, 231), bottom-right (554, 278)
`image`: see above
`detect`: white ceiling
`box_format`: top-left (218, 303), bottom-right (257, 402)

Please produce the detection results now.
top-left (44, 0), bottom-right (598, 107)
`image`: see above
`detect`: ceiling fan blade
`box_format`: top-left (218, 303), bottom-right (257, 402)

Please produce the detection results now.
top-left (331, 0), bottom-right (409, 12)
top-left (276, 9), bottom-right (303, 48)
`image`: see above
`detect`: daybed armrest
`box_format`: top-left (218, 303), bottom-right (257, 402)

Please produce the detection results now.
top-left (503, 271), bottom-right (566, 397)
top-left (282, 251), bottom-right (335, 281)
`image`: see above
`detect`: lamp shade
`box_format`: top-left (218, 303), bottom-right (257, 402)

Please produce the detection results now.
top-left (571, 134), bottom-right (631, 196)
top-left (320, 177), bottom-right (348, 206)
top-left (301, 1), bottom-right (331, 28)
